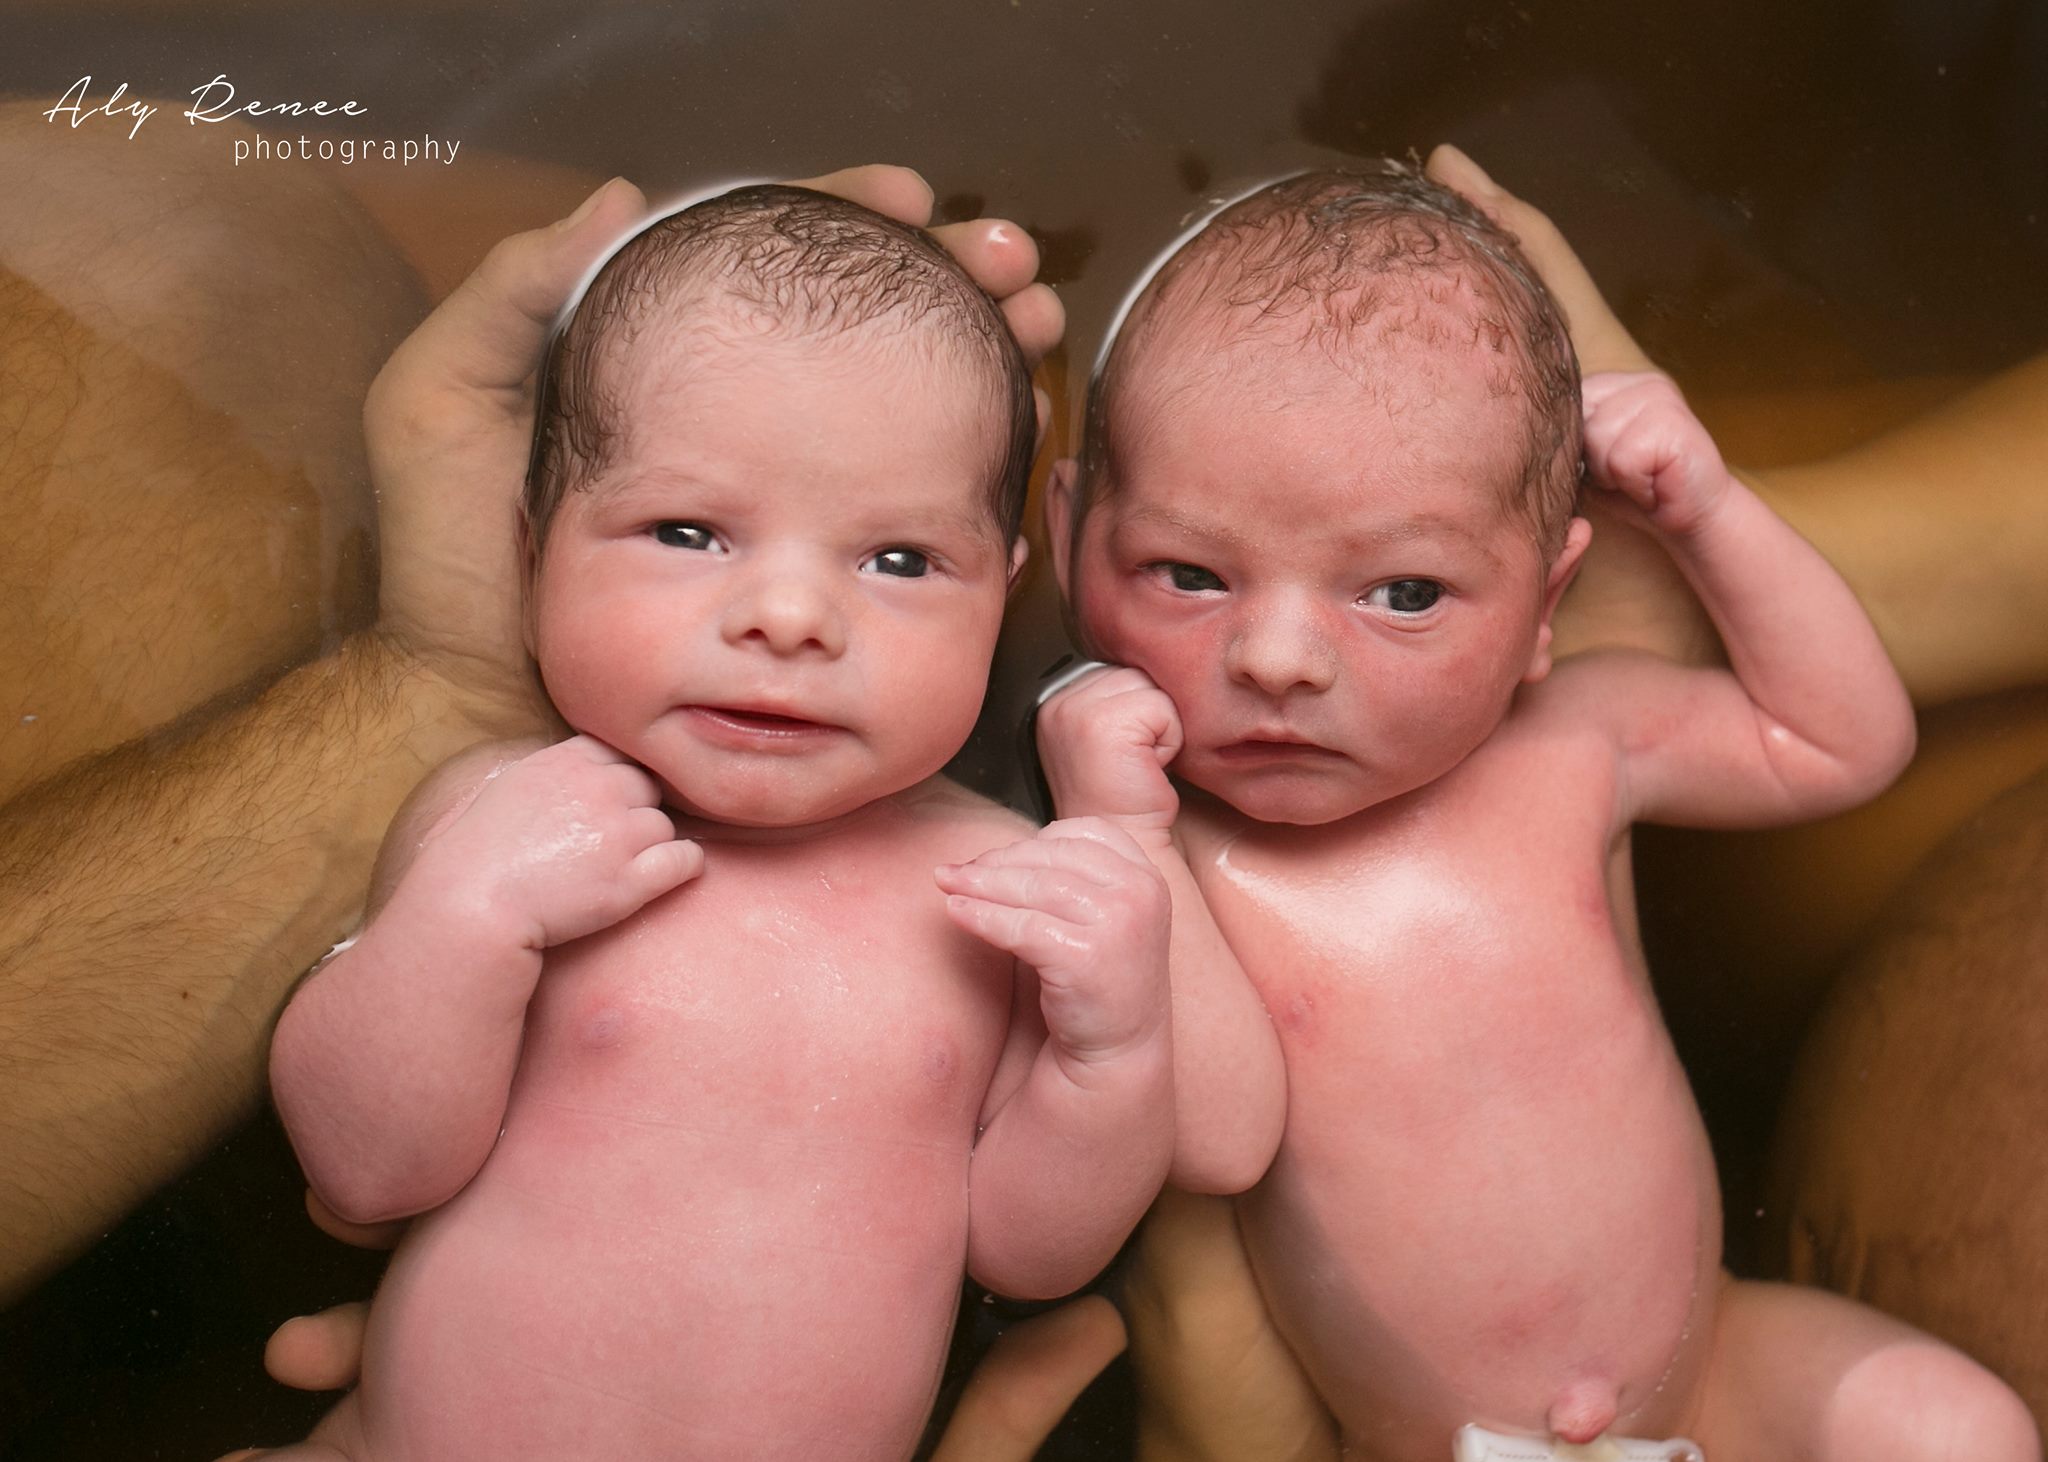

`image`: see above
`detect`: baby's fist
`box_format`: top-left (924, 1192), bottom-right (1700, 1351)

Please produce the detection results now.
top-left (1036, 665), bottom-right (1183, 841)
top-left (1582, 371), bottom-right (1734, 537)
top-left (422, 735), bottom-right (702, 949)
top-left (936, 819), bottom-right (1171, 1062)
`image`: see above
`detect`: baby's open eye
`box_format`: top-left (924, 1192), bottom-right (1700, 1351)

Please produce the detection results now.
top-left (653, 522), bottom-right (720, 552)
top-left (863, 547), bottom-right (931, 578)
top-left (1154, 562), bottom-right (1226, 594)
top-left (1365, 579), bottom-right (1444, 614)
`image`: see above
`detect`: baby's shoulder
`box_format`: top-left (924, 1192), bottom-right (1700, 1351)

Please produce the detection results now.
top-left (891, 776), bottom-right (1036, 862)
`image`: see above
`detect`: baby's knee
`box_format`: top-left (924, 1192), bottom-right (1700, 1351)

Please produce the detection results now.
top-left (1828, 1341), bottom-right (2039, 1462)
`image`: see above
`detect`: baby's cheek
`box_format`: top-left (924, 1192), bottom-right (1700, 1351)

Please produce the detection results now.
top-left (1086, 591), bottom-right (1222, 726)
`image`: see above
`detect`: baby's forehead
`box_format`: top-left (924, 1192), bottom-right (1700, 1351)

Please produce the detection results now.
top-left (1122, 276), bottom-right (1534, 434)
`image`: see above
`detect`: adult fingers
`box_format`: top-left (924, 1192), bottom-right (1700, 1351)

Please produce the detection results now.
top-left (264, 1303), bottom-right (369, 1392)
top-left (372, 176), bottom-right (648, 409)
top-left (930, 218), bottom-right (1039, 300)
top-left (928, 221), bottom-right (1064, 365)
top-left (1424, 144), bottom-right (1656, 377)
top-left (1002, 282), bottom-right (1066, 369)
top-left (790, 164), bottom-right (935, 228)
top-left (929, 1296), bottom-right (1129, 1462)
top-left (305, 1188), bottom-right (405, 1249)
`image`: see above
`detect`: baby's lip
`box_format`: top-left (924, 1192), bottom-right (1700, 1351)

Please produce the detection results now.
top-left (1213, 729), bottom-right (1338, 758)
top-left (685, 704), bottom-right (845, 736)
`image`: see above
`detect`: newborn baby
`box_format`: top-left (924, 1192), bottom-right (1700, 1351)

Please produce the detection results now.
top-left (1039, 165), bottom-right (2037, 1461)
top-left (269, 185), bottom-right (1173, 1462)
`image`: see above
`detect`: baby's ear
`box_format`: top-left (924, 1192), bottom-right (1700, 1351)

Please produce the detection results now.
top-left (1523, 516), bottom-right (1593, 684)
top-left (1045, 457), bottom-right (1081, 597)
top-left (1006, 535), bottom-right (1031, 591)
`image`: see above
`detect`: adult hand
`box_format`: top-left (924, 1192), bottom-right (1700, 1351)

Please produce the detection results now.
top-left (1424, 144), bottom-right (1653, 378)
top-left (365, 165), bottom-right (1065, 740)
top-left (1425, 144), bottom-right (1718, 669)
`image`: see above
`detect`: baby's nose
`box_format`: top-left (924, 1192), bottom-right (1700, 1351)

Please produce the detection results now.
top-left (722, 562), bottom-right (847, 657)
top-left (1225, 599), bottom-right (1337, 696)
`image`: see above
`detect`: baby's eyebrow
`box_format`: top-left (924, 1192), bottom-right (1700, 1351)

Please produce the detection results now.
top-left (1121, 504), bottom-right (1255, 549)
top-left (1123, 503), bottom-right (1500, 563)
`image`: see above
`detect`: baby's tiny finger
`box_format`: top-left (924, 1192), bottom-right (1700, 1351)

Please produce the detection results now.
top-left (628, 840), bottom-right (704, 901)
top-left (1039, 816), bottom-right (1151, 866)
top-left (943, 894), bottom-right (1076, 966)
top-left (942, 836), bottom-right (1123, 886)
top-left (625, 804), bottom-right (679, 847)
top-left (936, 861), bottom-right (1105, 924)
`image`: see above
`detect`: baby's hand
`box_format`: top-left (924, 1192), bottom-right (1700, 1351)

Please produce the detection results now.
top-left (413, 735), bottom-right (702, 949)
top-left (1035, 666), bottom-right (1183, 842)
top-left (937, 819), bottom-right (1171, 1062)
top-left (1582, 370), bottom-right (1736, 538)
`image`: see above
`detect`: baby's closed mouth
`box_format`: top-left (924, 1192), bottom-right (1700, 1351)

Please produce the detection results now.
top-left (685, 704), bottom-right (845, 740)
top-left (1214, 734), bottom-right (1340, 760)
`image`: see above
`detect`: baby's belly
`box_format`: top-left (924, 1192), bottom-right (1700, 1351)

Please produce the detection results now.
top-left (1241, 973), bottom-right (1720, 1461)
top-left (357, 1095), bottom-right (969, 1462)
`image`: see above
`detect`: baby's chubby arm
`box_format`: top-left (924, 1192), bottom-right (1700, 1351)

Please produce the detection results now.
top-left (1034, 669), bottom-right (1285, 1194)
top-left (269, 735), bottom-right (702, 1224)
top-left (1566, 372), bottom-right (1917, 826)
top-left (936, 819), bottom-right (1174, 1300)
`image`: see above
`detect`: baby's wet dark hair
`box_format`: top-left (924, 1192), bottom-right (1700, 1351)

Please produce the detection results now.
top-left (1078, 160), bottom-right (1582, 556)
top-left (526, 184), bottom-right (1037, 545)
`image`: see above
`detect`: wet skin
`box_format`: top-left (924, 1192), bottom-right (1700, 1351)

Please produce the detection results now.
top-left (1044, 309), bottom-right (2018, 1459)
top-left (271, 316), bottom-right (1171, 1461)
top-left (1067, 336), bottom-right (1718, 1451)
top-left (349, 784), bottom-right (1032, 1461)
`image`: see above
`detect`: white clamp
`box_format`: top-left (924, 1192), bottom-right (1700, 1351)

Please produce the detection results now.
top-left (1454, 1425), bottom-right (1704, 1462)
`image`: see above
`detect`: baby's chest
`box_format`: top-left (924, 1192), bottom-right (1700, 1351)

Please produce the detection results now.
top-left (521, 860), bottom-right (1010, 1127)
top-left (1192, 744), bottom-right (1636, 1049)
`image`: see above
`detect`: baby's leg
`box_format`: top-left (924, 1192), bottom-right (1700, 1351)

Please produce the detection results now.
top-left (1693, 1279), bottom-right (2039, 1462)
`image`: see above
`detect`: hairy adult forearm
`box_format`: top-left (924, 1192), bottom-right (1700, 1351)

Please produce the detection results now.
top-left (0, 632), bottom-right (492, 1302)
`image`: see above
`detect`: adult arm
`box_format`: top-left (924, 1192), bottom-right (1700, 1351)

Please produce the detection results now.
top-left (0, 635), bottom-right (503, 1302)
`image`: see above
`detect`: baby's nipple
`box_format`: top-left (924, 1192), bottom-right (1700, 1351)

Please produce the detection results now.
top-left (1547, 1381), bottom-right (1620, 1447)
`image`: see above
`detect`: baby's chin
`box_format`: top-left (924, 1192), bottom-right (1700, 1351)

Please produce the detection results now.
top-left (658, 777), bottom-right (856, 832)
top-left (656, 764), bottom-right (935, 835)
top-left (1180, 761), bottom-right (1387, 827)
